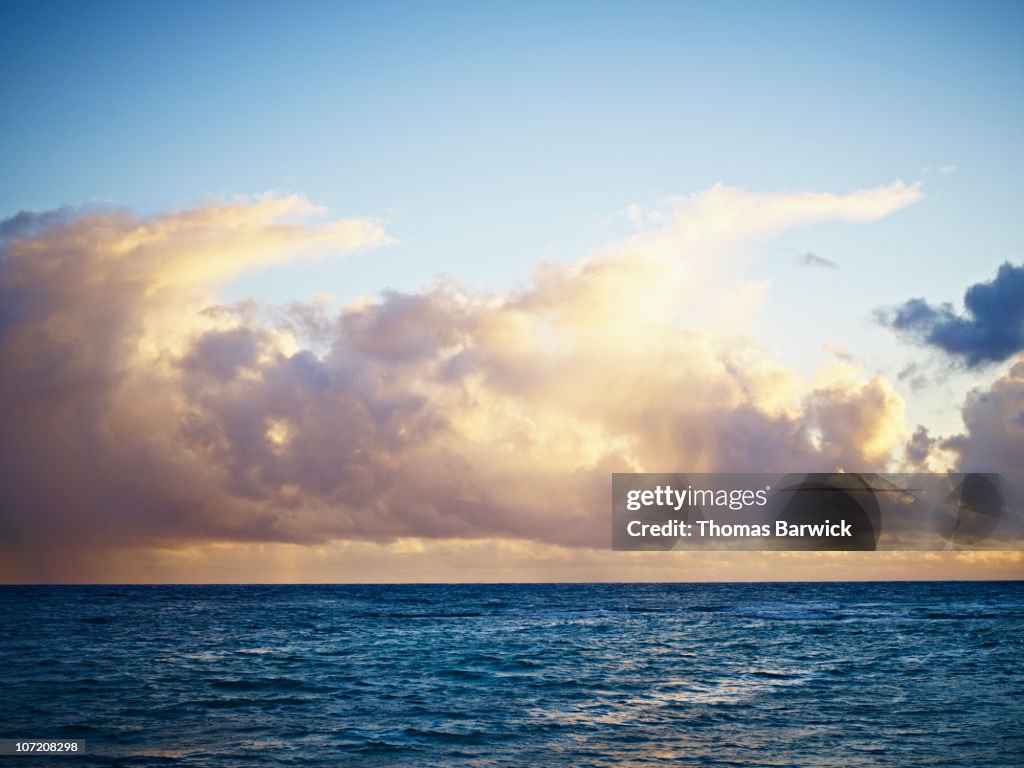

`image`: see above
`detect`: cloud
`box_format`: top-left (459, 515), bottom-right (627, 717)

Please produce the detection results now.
top-left (903, 425), bottom-right (938, 470)
top-left (941, 358), bottom-right (1024, 476)
top-left (0, 196), bottom-right (389, 548)
top-left (878, 262), bottom-right (1024, 367)
top-left (795, 252), bottom-right (838, 269)
top-left (0, 183), bottom-right (919, 572)
top-left (920, 164), bottom-right (957, 176)
top-left (897, 361), bottom-right (930, 392)
top-left (624, 180), bottom-right (921, 247)
top-left (0, 207), bottom-right (77, 242)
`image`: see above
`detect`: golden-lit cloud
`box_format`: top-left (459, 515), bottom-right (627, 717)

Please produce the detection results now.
top-left (5, 181), bottom-right (1010, 582)
top-left (0, 197), bottom-right (390, 550)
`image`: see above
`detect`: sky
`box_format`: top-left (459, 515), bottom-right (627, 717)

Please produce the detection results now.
top-left (0, 0), bottom-right (1022, 582)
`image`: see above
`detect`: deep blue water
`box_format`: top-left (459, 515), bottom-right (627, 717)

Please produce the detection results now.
top-left (1, 582), bottom-right (1022, 767)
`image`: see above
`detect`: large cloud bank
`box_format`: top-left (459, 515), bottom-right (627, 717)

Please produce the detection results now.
top-left (1, 183), bottom-right (925, 554)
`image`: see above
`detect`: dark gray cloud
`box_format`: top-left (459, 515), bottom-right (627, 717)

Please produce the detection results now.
top-left (904, 425), bottom-right (936, 469)
top-left (879, 262), bottom-right (1024, 367)
top-left (795, 252), bottom-right (838, 269)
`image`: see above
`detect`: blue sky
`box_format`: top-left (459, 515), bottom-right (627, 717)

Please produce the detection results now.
top-left (2, 0), bottom-right (1021, 408)
top-left (3, 2), bottom-right (1020, 289)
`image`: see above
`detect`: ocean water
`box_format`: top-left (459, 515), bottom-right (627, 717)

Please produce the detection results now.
top-left (1, 582), bottom-right (1022, 767)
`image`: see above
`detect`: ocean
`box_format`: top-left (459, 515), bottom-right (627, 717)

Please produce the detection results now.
top-left (1, 582), bottom-right (1021, 767)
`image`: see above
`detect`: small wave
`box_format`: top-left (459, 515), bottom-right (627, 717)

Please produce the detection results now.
top-left (400, 726), bottom-right (497, 744)
top-left (207, 677), bottom-right (333, 693)
top-left (340, 739), bottom-right (414, 754)
top-left (751, 611), bottom-right (839, 621)
top-left (54, 724), bottom-right (100, 735)
top-left (81, 615), bottom-right (114, 624)
top-left (197, 695), bottom-right (314, 709)
top-left (440, 668), bottom-right (488, 680)
top-left (386, 611), bottom-right (484, 619)
top-left (729, 602), bottom-right (843, 620)
top-left (747, 669), bottom-right (801, 680)
top-left (919, 610), bottom-right (999, 620)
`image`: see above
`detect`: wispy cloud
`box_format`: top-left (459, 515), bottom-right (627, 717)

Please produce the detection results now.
top-left (795, 252), bottom-right (839, 269)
